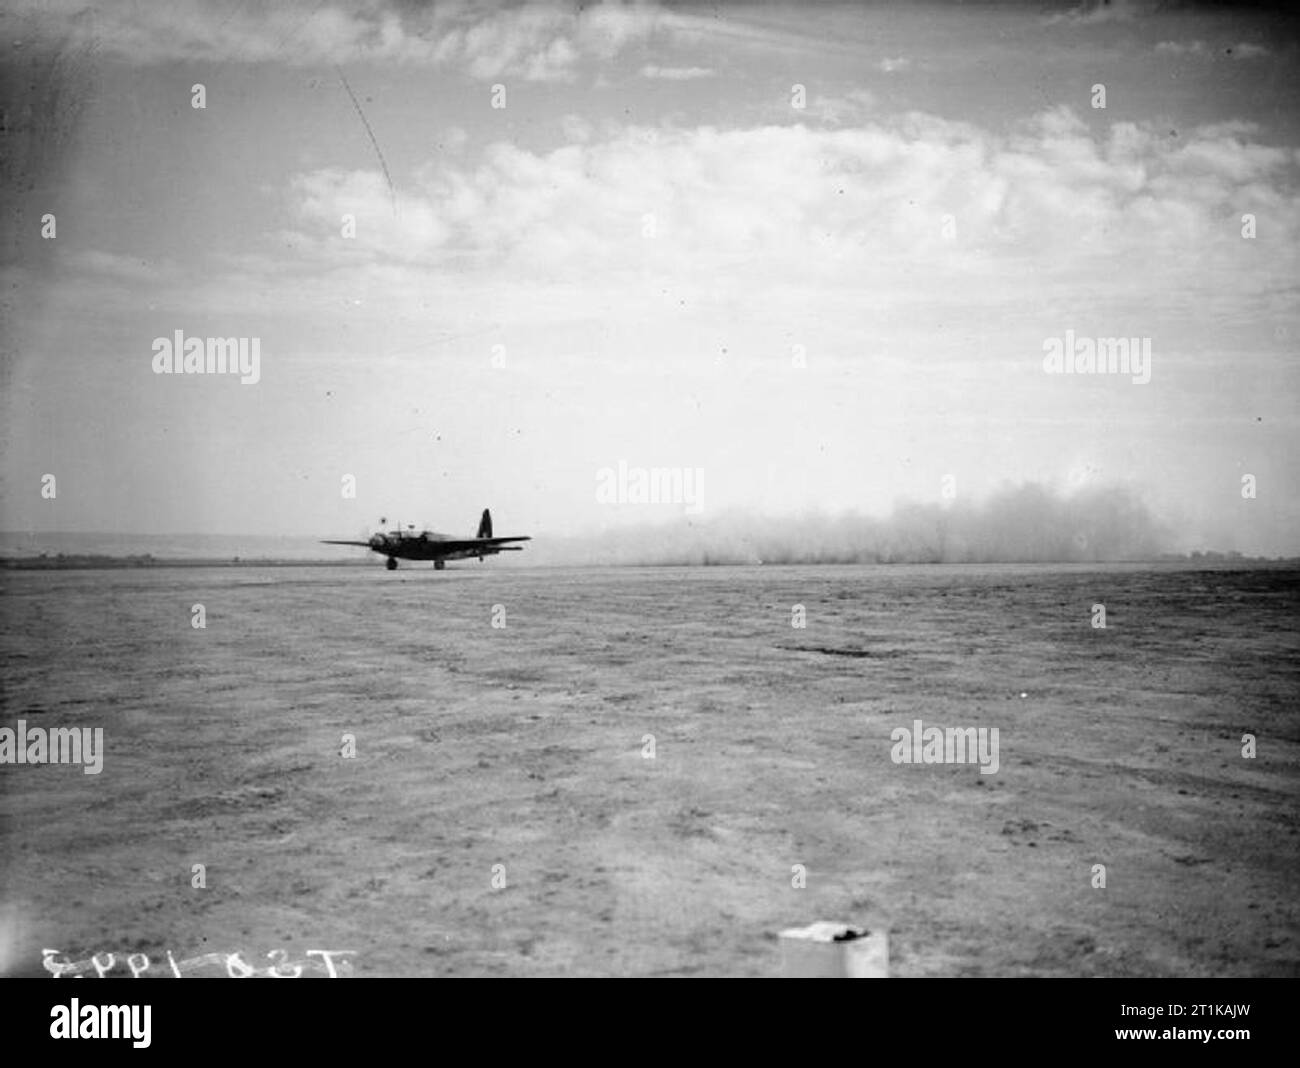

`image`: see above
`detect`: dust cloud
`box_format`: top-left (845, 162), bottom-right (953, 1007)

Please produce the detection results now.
top-left (535, 483), bottom-right (1167, 566)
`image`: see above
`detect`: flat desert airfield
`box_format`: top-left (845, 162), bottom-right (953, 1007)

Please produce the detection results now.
top-left (1, 563), bottom-right (1297, 977)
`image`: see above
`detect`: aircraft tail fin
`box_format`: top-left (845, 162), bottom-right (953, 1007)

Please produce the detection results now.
top-left (477, 508), bottom-right (492, 539)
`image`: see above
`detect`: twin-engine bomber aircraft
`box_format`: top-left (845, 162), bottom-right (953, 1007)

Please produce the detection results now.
top-left (323, 509), bottom-right (531, 571)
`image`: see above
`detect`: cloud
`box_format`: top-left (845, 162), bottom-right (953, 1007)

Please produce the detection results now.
top-left (288, 168), bottom-right (451, 259)
top-left (1156, 40), bottom-right (1270, 60)
top-left (8, 0), bottom-right (667, 80)
top-left (1229, 42), bottom-right (1270, 60)
top-left (639, 64), bottom-right (716, 80)
top-left (275, 106), bottom-right (1300, 323)
top-left (1045, 0), bottom-right (1146, 27)
top-left (805, 88), bottom-right (876, 124)
top-left (531, 483), bottom-right (1170, 565)
top-left (877, 56), bottom-right (910, 73)
top-left (1155, 40), bottom-right (1206, 57)
top-left (561, 114), bottom-right (595, 143)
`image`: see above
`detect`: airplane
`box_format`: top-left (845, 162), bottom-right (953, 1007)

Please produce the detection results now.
top-left (322, 509), bottom-right (531, 571)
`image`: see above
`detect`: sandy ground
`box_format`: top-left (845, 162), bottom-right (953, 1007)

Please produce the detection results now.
top-left (1, 562), bottom-right (1297, 977)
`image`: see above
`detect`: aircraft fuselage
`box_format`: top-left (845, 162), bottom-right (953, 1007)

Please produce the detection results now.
top-left (368, 531), bottom-right (496, 561)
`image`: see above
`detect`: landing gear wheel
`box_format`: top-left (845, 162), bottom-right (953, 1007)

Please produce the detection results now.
top-left (386, 557), bottom-right (397, 571)
top-left (434, 560), bottom-right (445, 570)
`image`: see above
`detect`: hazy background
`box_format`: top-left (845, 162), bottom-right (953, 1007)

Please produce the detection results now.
top-left (2, 0), bottom-right (1297, 558)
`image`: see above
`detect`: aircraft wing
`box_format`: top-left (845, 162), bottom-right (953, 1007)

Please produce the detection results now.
top-left (427, 537), bottom-right (531, 554)
top-left (320, 540), bottom-right (373, 547)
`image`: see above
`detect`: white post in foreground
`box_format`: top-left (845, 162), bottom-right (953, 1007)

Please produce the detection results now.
top-left (779, 921), bottom-right (889, 978)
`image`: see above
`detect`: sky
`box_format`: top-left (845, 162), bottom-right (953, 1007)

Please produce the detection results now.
top-left (1, 0), bottom-right (1297, 556)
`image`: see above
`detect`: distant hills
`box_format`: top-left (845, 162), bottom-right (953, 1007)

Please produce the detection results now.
top-left (0, 532), bottom-right (348, 565)
top-left (2, 554), bottom-right (375, 569)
